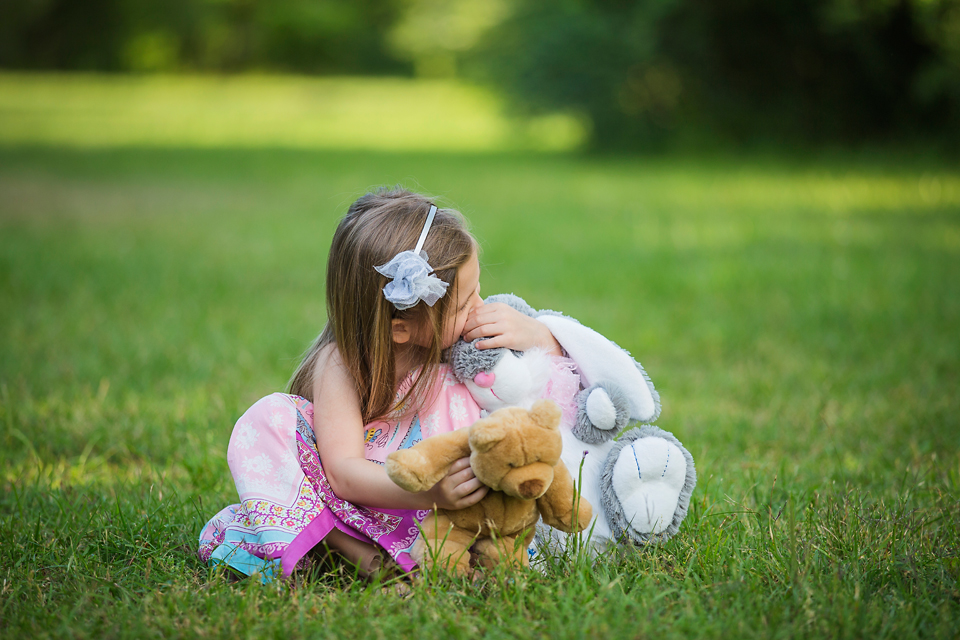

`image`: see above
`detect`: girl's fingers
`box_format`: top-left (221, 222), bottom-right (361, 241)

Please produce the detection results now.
top-left (435, 474), bottom-right (487, 509)
top-left (447, 457), bottom-right (472, 475)
top-left (437, 458), bottom-right (479, 498)
top-left (461, 313), bottom-right (482, 334)
top-left (457, 484), bottom-right (488, 508)
top-left (461, 315), bottom-right (494, 335)
top-left (464, 304), bottom-right (507, 334)
top-left (455, 476), bottom-right (484, 497)
top-left (448, 466), bottom-right (481, 490)
top-left (462, 322), bottom-right (506, 344)
top-left (473, 336), bottom-right (505, 350)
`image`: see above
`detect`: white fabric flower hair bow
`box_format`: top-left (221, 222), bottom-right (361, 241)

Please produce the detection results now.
top-left (374, 205), bottom-right (449, 311)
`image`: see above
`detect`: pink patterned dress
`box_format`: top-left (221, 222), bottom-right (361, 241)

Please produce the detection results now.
top-left (197, 365), bottom-right (481, 581)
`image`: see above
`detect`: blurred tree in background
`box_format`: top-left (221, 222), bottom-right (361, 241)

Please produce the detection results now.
top-left (0, 0), bottom-right (406, 73)
top-left (1, 0), bottom-right (958, 149)
top-left (387, 0), bottom-right (509, 77)
top-left (472, 0), bottom-right (960, 149)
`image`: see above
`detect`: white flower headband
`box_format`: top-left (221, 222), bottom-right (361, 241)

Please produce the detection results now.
top-left (374, 205), bottom-right (449, 311)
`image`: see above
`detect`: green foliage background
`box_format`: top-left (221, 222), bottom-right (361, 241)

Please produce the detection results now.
top-left (471, 0), bottom-right (960, 148)
top-left (0, 0), bottom-right (406, 74)
top-left (3, 0), bottom-right (960, 149)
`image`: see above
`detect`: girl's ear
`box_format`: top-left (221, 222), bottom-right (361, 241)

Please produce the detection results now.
top-left (391, 319), bottom-right (412, 344)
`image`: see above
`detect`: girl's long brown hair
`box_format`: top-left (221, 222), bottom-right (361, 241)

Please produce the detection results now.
top-left (288, 188), bottom-right (476, 424)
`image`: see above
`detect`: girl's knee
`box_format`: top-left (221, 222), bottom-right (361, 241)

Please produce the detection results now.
top-left (239, 393), bottom-right (297, 424)
top-left (226, 393), bottom-right (299, 466)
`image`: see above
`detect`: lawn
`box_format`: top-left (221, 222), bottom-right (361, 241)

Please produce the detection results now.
top-left (1, 74), bottom-right (959, 638)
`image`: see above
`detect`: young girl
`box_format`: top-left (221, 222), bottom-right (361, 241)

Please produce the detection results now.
top-left (198, 188), bottom-right (561, 580)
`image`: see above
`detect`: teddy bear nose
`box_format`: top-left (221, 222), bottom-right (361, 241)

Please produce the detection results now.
top-left (473, 371), bottom-right (496, 388)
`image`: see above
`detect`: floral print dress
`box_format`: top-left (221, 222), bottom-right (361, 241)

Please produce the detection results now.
top-left (197, 365), bottom-right (481, 580)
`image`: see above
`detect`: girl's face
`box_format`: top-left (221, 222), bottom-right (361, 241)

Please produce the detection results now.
top-left (441, 250), bottom-right (483, 349)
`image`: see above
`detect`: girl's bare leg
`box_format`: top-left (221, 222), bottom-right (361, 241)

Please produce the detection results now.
top-left (322, 528), bottom-right (396, 580)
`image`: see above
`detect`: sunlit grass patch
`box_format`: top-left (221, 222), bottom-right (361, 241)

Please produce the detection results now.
top-left (1, 144), bottom-right (959, 638)
top-left (0, 73), bottom-right (586, 152)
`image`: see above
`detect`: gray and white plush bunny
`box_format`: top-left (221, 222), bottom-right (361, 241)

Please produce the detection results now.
top-left (449, 294), bottom-right (697, 555)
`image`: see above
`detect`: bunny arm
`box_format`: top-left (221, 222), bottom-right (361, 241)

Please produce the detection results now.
top-left (385, 428), bottom-right (472, 493)
top-left (537, 314), bottom-right (660, 424)
top-left (537, 459), bottom-right (593, 533)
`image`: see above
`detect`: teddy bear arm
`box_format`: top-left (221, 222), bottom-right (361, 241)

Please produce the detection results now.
top-left (537, 459), bottom-right (593, 533)
top-left (385, 428), bottom-right (472, 492)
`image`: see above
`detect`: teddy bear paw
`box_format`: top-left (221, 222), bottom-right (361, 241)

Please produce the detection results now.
top-left (385, 449), bottom-right (431, 492)
top-left (601, 426), bottom-right (696, 544)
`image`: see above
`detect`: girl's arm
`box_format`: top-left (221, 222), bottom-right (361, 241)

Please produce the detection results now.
top-left (311, 345), bottom-right (487, 510)
top-left (462, 303), bottom-right (562, 355)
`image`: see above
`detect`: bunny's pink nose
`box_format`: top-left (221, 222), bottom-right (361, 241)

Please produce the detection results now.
top-left (473, 371), bottom-right (496, 388)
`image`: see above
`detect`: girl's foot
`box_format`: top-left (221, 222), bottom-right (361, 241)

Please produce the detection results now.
top-left (322, 528), bottom-right (399, 581)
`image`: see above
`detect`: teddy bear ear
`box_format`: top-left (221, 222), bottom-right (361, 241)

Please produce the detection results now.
top-left (470, 420), bottom-right (506, 453)
top-left (530, 399), bottom-right (562, 430)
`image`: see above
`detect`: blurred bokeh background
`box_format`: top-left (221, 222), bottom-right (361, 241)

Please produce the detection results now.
top-left (1, 2), bottom-right (959, 637)
top-left (2, 0), bottom-right (960, 151)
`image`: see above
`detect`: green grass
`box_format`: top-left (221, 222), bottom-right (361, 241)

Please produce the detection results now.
top-left (0, 73), bottom-right (585, 152)
top-left (1, 75), bottom-right (959, 638)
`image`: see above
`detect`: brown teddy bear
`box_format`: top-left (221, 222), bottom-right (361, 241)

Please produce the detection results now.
top-left (386, 399), bottom-right (592, 576)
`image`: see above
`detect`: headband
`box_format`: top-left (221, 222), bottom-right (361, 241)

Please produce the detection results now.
top-left (374, 205), bottom-right (449, 311)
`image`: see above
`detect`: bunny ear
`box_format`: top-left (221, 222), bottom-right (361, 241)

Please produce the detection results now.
top-left (537, 314), bottom-right (660, 423)
top-left (470, 420), bottom-right (506, 453)
top-left (530, 399), bottom-right (561, 430)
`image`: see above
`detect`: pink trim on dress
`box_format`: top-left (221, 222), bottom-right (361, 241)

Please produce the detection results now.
top-left (198, 365), bottom-right (481, 579)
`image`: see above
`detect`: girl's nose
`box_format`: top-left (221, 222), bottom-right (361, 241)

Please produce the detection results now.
top-left (473, 371), bottom-right (496, 388)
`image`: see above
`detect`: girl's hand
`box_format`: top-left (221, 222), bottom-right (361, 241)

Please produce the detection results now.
top-left (462, 302), bottom-right (562, 355)
top-left (425, 457), bottom-right (488, 510)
